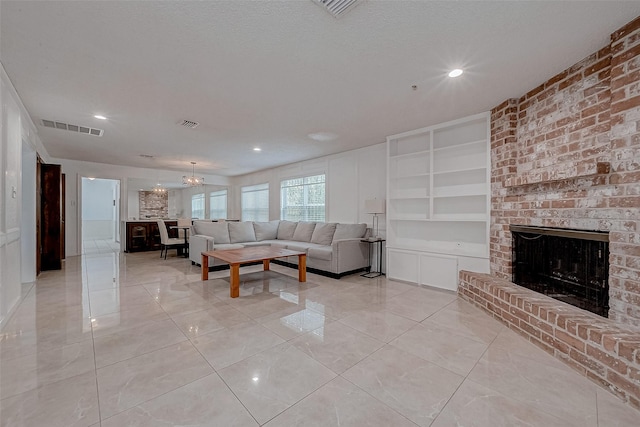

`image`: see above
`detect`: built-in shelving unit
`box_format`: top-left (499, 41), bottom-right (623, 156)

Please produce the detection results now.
top-left (386, 112), bottom-right (490, 291)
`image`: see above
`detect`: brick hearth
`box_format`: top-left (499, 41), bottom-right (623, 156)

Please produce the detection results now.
top-left (459, 272), bottom-right (640, 410)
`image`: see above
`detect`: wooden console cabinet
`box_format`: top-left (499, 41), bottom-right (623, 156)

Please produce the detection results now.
top-left (124, 220), bottom-right (177, 252)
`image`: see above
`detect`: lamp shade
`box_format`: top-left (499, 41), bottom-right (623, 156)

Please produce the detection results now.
top-left (364, 198), bottom-right (385, 214)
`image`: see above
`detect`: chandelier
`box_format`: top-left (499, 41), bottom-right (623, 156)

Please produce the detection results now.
top-left (183, 161), bottom-right (204, 186)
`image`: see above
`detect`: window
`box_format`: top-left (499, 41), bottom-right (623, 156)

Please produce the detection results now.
top-left (209, 189), bottom-right (227, 220)
top-left (191, 193), bottom-right (205, 219)
top-left (281, 174), bottom-right (325, 221)
top-left (241, 183), bottom-right (269, 222)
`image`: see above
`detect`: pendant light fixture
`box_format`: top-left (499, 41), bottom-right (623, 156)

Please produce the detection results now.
top-left (183, 161), bottom-right (204, 186)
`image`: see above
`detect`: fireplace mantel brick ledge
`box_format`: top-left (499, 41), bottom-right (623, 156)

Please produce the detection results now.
top-left (459, 271), bottom-right (640, 410)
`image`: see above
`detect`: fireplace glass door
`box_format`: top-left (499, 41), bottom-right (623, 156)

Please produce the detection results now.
top-left (511, 225), bottom-right (609, 318)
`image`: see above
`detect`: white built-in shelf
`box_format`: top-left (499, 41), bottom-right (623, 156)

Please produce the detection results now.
top-left (432, 183), bottom-right (486, 198)
top-left (390, 194), bottom-right (429, 200)
top-left (389, 215), bottom-right (430, 221)
top-left (432, 139), bottom-right (486, 152)
top-left (391, 172), bottom-right (430, 179)
top-left (432, 166), bottom-right (486, 176)
top-left (389, 149), bottom-right (431, 159)
top-left (430, 214), bottom-right (487, 221)
top-left (386, 112), bottom-right (491, 288)
top-left (386, 241), bottom-right (488, 258)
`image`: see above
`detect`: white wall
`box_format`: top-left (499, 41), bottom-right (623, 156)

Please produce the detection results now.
top-left (1, 62), bottom-right (49, 329)
top-left (168, 190), bottom-right (182, 218)
top-left (230, 143), bottom-right (387, 232)
top-left (127, 190), bottom-right (140, 220)
top-left (82, 178), bottom-right (118, 240)
top-left (20, 143), bottom-right (37, 283)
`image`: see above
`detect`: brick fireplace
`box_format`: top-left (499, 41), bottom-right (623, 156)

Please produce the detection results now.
top-left (490, 16), bottom-right (640, 328)
top-left (459, 16), bottom-right (640, 409)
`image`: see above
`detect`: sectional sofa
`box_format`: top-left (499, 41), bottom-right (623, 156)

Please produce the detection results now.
top-left (189, 220), bottom-right (371, 278)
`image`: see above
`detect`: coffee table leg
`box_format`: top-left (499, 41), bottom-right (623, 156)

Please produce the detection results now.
top-left (230, 263), bottom-right (240, 298)
top-left (201, 254), bottom-right (209, 280)
top-left (263, 259), bottom-right (270, 271)
top-left (298, 254), bottom-right (306, 282)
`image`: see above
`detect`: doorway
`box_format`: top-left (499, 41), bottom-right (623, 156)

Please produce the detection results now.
top-left (81, 177), bottom-right (121, 254)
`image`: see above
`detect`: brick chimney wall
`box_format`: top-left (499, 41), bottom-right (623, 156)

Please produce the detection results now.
top-left (490, 16), bottom-right (640, 328)
top-left (138, 191), bottom-right (168, 219)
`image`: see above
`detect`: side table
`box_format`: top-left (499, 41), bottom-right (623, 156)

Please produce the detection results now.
top-left (361, 238), bottom-right (385, 278)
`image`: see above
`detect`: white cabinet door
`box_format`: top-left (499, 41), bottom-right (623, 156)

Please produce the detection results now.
top-left (387, 248), bottom-right (419, 283)
top-left (419, 253), bottom-right (458, 291)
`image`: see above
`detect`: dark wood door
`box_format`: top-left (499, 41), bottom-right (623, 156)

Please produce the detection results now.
top-left (36, 157), bottom-right (42, 275)
top-left (61, 173), bottom-right (65, 260)
top-left (41, 163), bottom-right (63, 270)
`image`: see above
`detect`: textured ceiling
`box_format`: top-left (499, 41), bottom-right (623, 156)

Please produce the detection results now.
top-left (2, 1), bottom-right (639, 177)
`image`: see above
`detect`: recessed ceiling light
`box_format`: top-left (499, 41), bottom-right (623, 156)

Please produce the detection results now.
top-left (253, 147), bottom-right (261, 152)
top-left (88, 177), bottom-right (95, 180)
top-left (448, 69), bottom-right (463, 78)
top-left (94, 115), bottom-right (107, 120)
top-left (308, 132), bottom-right (338, 142)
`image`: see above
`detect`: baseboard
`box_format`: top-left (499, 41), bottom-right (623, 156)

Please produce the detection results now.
top-left (271, 260), bottom-right (366, 279)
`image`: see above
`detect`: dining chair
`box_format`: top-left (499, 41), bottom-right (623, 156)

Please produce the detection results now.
top-left (156, 219), bottom-right (186, 259)
top-left (176, 217), bottom-right (191, 240)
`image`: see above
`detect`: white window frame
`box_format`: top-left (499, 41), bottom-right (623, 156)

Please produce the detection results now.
top-left (241, 183), bottom-right (269, 222)
top-left (280, 174), bottom-right (326, 222)
top-left (209, 189), bottom-right (228, 220)
top-left (191, 193), bottom-right (205, 219)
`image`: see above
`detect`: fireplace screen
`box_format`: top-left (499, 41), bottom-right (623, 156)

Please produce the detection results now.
top-left (510, 225), bottom-right (609, 318)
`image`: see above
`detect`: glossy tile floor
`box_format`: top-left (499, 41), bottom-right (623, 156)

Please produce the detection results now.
top-left (82, 239), bottom-right (120, 255)
top-left (1, 250), bottom-right (639, 427)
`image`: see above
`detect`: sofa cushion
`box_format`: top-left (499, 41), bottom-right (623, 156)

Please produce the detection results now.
top-left (286, 242), bottom-right (326, 253)
top-left (229, 222), bottom-right (257, 243)
top-left (277, 220), bottom-right (297, 240)
top-left (308, 246), bottom-right (332, 261)
top-left (286, 243), bottom-right (310, 253)
top-left (310, 222), bottom-right (337, 246)
top-left (253, 220), bottom-right (279, 241)
top-left (292, 222), bottom-right (316, 242)
top-left (332, 223), bottom-right (367, 241)
top-left (193, 221), bottom-right (230, 244)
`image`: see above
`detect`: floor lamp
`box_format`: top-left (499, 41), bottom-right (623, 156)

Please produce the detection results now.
top-left (364, 198), bottom-right (385, 239)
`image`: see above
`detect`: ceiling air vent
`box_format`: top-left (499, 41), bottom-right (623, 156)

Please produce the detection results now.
top-left (311, 0), bottom-right (363, 18)
top-left (41, 119), bottom-right (104, 137)
top-left (179, 119), bottom-right (199, 129)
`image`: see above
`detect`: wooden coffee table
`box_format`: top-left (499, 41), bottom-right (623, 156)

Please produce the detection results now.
top-left (201, 246), bottom-right (307, 298)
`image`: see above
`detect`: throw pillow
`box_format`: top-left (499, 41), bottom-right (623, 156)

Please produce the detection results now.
top-left (310, 222), bottom-right (337, 245)
top-left (193, 221), bottom-right (230, 244)
top-left (253, 220), bottom-right (279, 241)
top-left (292, 222), bottom-right (316, 242)
top-left (229, 222), bottom-right (257, 243)
top-left (277, 220), bottom-right (297, 240)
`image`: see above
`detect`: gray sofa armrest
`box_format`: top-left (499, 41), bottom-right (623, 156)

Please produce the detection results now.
top-left (331, 238), bottom-right (369, 273)
top-left (189, 234), bottom-right (214, 265)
